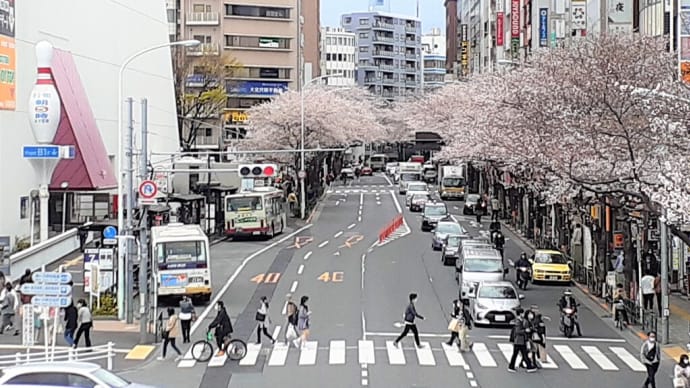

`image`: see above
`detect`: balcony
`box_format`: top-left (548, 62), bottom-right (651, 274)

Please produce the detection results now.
top-left (382, 78), bottom-right (395, 85)
top-left (363, 77), bottom-right (380, 84)
top-left (372, 50), bottom-right (394, 58)
top-left (186, 12), bottom-right (220, 25)
top-left (373, 21), bottom-right (394, 30)
top-left (405, 53), bottom-right (417, 59)
top-left (405, 39), bottom-right (416, 46)
top-left (187, 43), bottom-right (221, 56)
top-left (381, 90), bottom-right (395, 98)
top-left (358, 62), bottom-right (376, 69)
top-left (404, 66), bottom-right (417, 73)
top-left (192, 135), bottom-right (222, 149)
top-left (378, 64), bottom-right (395, 71)
top-left (373, 35), bottom-right (395, 43)
top-left (405, 26), bottom-right (417, 34)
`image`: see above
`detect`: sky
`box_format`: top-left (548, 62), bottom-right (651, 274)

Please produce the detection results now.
top-left (320, 0), bottom-right (446, 35)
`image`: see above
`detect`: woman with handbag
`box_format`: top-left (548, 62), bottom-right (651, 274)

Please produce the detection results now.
top-left (158, 307), bottom-right (182, 361)
top-left (674, 354), bottom-right (690, 388)
top-left (640, 331), bottom-right (660, 388)
top-left (445, 299), bottom-right (463, 350)
top-left (255, 296), bottom-right (275, 345)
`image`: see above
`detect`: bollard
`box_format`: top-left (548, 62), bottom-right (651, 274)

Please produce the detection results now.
top-left (107, 342), bottom-right (114, 370)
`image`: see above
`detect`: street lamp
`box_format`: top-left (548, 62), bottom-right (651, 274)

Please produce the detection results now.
top-left (60, 181), bottom-right (68, 233)
top-left (299, 73), bottom-right (344, 219)
top-left (116, 39), bottom-right (200, 320)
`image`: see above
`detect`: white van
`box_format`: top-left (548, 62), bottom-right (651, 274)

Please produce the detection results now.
top-left (457, 247), bottom-right (507, 299)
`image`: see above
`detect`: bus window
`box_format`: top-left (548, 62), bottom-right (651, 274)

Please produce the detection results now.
top-left (227, 196), bottom-right (262, 211)
top-left (156, 241), bottom-right (207, 264)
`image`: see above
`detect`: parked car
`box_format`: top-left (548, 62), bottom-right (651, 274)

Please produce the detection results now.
top-left (421, 202), bottom-right (448, 231)
top-left (0, 362), bottom-right (158, 388)
top-left (441, 234), bottom-right (463, 265)
top-left (360, 166), bottom-right (373, 176)
top-left (431, 220), bottom-right (465, 250)
top-left (463, 194), bottom-right (481, 215)
top-left (469, 281), bottom-right (524, 326)
top-left (409, 192), bottom-right (431, 212)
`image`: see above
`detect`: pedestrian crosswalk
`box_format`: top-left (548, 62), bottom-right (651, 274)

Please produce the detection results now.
top-left (327, 189), bottom-right (393, 194)
top-left (175, 336), bottom-right (646, 373)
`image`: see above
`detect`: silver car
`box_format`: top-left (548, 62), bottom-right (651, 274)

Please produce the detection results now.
top-left (0, 362), bottom-right (158, 388)
top-left (469, 281), bottom-right (524, 326)
top-left (431, 221), bottom-right (465, 250)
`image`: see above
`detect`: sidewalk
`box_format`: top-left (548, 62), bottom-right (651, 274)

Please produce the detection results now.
top-left (501, 221), bottom-right (690, 361)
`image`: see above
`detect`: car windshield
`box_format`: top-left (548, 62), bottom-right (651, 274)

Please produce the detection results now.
top-left (464, 258), bottom-right (503, 273)
top-left (424, 206), bottom-right (447, 216)
top-left (400, 173), bottom-right (420, 181)
top-left (92, 369), bottom-right (131, 388)
top-left (412, 194), bottom-right (429, 201)
top-left (437, 223), bottom-right (463, 235)
top-left (466, 194), bottom-right (480, 203)
top-left (443, 177), bottom-right (465, 187)
top-left (478, 285), bottom-right (518, 299)
top-left (447, 236), bottom-right (461, 248)
top-left (534, 252), bottom-right (568, 264)
top-left (408, 184), bottom-right (427, 191)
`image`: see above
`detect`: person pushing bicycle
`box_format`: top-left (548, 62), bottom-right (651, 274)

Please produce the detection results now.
top-left (208, 301), bottom-right (233, 356)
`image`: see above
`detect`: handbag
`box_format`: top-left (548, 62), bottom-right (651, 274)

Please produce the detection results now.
top-left (255, 311), bottom-right (266, 322)
top-left (286, 324), bottom-right (298, 341)
top-left (448, 318), bottom-right (460, 332)
top-left (161, 329), bottom-right (169, 340)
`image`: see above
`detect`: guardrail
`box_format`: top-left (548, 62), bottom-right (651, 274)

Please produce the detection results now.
top-left (379, 215), bottom-right (404, 243)
top-left (0, 342), bottom-right (116, 371)
top-left (8, 228), bottom-right (82, 282)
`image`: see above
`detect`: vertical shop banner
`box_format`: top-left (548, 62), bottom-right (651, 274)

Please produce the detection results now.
top-left (0, 0), bottom-right (15, 111)
top-left (571, 1), bottom-right (587, 30)
top-left (460, 24), bottom-right (469, 76)
top-left (539, 8), bottom-right (548, 47)
top-left (607, 0), bottom-right (633, 33)
top-left (511, 0), bottom-right (520, 59)
top-left (497, 12), bottom-right (505, 46)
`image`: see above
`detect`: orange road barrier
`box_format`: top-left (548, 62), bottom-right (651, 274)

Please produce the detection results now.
top-left (378, 215), bottom-right (404, 243)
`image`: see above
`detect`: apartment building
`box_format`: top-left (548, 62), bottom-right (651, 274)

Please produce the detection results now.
top-left (169, 0), bottom-right (319, 155)
top-left (422, 29), bottom-right (446, 89)
top-left (320, 27), bottom-right (356, 86)
top-left (341, 11), bottom-right (422, 99)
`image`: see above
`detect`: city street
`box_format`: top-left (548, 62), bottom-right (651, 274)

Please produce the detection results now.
top-left (117, 174), bottom-right (672, 388)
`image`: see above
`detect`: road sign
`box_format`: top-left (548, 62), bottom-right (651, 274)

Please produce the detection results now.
top-left (102, 238), bottom-right (117, 245)
top-left (139, 180), bottom-right (158, 199)
top-left (31, 271), bottom-right (72, 284)
top-left (103, 226), bottom-right (117, 239)
top-left (23, 145), bottom-right (60, 158)
top-left (31, 296), bottom-right (71, 308)
top-left (21, 283), bottom-right (72, 296)
top-left (22, 305), bottom-right (34, 346)
top-left (298, 170), bottom-right (306, 179)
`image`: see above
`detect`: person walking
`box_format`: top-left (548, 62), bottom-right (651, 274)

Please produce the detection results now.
top-left (73, 299), bottom-right (92, 349)
top-left (63, 300), bottom-right (78, 346)
top-left (457, 300), bottom-right (473, 352)
top-left (641, 272), bottom-right (655, 311)
top-left (295, 296), bottom-right (311, 349)
top-left (178, 296), bottom-right (195, 344)
top-left (640, 331), bottom-right (660, 388)
top-left (674, 354), bottom-right (690, 388)
top-left (284, 294), bottom-right (299, 346)
top-left (287, 192), bottom-right (297, 215)
top-left (523, 309), bottom-right (540, 369)
top-left (0, 282), bottom-right (18, 335)
top-left (208, 301), bottom-right (233, 356)
top-left (491, 196), bottom-right (500, 220)
top-left (255, 296), bottom-right (275, 345)
top-left (475, 199), bottom-right (487, 224)
top-left (158, 307), bottom-right (182, 361)
top-left (508, 308), bottom-right (536, 373)
top-left (446, 299), bottom-right (463, 350)
top-left (394, 293), bottom-right (425, 348)
top-left (532, 307), bottom-right (550, 365)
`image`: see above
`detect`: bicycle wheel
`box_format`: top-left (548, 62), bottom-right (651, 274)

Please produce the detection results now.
top-left (225, 339), bottom-right (247, 361)
top-left (191, 340), bottom-right (214, 362)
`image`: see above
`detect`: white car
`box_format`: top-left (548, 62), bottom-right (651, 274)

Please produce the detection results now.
top-left (405, 182), bottom-right (429, 205)
top-left (0, 362), bottom-right (158, 388)
top-left (385, 162), bottom-right (398, 176)
top-left (469, 281), bottom-right (524, 326)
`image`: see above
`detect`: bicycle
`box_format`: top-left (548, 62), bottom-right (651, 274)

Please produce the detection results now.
top-left (191, 331), bottom-right (247, 362)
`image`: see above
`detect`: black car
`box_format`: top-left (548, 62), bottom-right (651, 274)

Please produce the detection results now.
top-left (441, 234), bottom-right (462, 265)
top-left (463, 194), bottom-right (481, 215)
top-left (421, 203), bottom-right (448, 231)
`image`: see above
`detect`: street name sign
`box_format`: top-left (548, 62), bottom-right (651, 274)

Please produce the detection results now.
top-left (31, 296), bottom-right (71, 308)
top-left (21, 283), bottom-right (72, 296)
top-left (32, 271), bottom-right (72, 284)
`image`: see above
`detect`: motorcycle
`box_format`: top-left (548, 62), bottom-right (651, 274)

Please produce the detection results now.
top-left (559, 306), bottom-right (579, 338)
top-left (516, 266), bottom-right (530, 290)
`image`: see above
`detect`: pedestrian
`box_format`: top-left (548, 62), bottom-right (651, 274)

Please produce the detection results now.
top-left (287, 192), bottom-right (297, 214)
top-left (640, 331), bottom-right (660, 388)
top-left (446, 299), bottom-right (463, 350)
top-left (19, 269), bottom-right (33, 305)
top-left (158, 307), bottom-right (182, 361)
top-left (523, 309), bottom-right (540, 369)
top-left (508, 308), bottom-right (536, 373)
top-left (654, 274), bottom-right (662, 318)
top-left (284, 294), bottom-right (299, 346)
top-left (73, 299), bottom-right (92, 349)
top-left (531, 306), bottom-right (550, 365)
top-left (63, 300), bottom-right (78, 346)
top-left (0, 282), bottom-right (18, 335)
top-left (178, 296), bottom-right (195, 344)
top-left (643, 249), bottom-right (658, 275)
top-left (295, 296), bottom-right (311, 349)
top-left (476, 199), bottom-right (486, 224)
top-left (612, 283), bottom-right (629, 326)
top-left (674, 354), bottom-right (690, 388)
top-left (641, 272), bottom-right (655, 311)
top-left (394, 293), bottom-right (425, 348)
top-left (255, 296), bottom-right (275, 345)
top-left (457, 300), bottom-right (473, 352)
top-left (491, 196), bottom-right (500, 220)
top-left (207, 301), bottom-right (233, 356)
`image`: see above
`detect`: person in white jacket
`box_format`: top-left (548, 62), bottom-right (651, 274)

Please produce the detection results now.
top-left (674, 354), bottom-right (690, 388)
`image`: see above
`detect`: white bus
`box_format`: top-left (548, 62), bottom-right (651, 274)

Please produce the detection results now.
top-left (225, 187), bottom-right (286, 238)
top-left (151, 223), bottom-right (211, 302)
top-left (369, 154), bottom-right (388, 171)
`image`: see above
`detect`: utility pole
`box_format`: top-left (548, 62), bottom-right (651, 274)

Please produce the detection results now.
top-left (660, 209), bottom-right (670, 343)
top-left (125, 97), bottom-right (135, 324)
top-left (138, 98), bottom-right (150, 343)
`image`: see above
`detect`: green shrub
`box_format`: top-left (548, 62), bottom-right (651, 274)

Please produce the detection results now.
top-left (92, 293), bottom-right (118, 316)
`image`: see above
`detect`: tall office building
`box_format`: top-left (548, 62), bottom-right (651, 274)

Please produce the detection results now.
top-left (444, 0), bottom-right (459, 75)
top-left (170, 0), bottom-right (320, 153)
top-left (341, 11), bottom-right (422, 99)
top-left (320, 27), bottom-right (357, 86)
top-left (422, 29), bottom-right (446, 90)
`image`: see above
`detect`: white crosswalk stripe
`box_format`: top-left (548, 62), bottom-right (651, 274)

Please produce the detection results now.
top-left (174, 339), bottom-right (643, 373)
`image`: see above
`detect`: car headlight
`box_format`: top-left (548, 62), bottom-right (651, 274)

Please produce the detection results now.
top-left (475, 302), bottom-right (488, 310)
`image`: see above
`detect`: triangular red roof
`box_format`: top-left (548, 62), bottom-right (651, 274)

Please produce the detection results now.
top-left (49, 49), bottom-right (116, 190)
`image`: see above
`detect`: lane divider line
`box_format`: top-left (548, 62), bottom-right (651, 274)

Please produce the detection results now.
top-left (334, 231), bottom-right (343, 238)
top-left (318, 240), bottom-right (329, 248)
top-left (304, 251), bottom-right (312, 260)
top-left (361, 254), bottom-right (366, 290)
top-left (389, 190), bottom-right (402, 213)
top-left (297, 264), bottom-right (304, 275)
top-left (348, 223), bottom-right (356, 229)
top-left (190, 224), bottom-right (313, 335)
top-left (290, 280), bottom-right (299, 293)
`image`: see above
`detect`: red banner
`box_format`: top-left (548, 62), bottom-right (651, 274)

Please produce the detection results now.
top-left (511, 0), bottom-right (520, 39)
top-left (497, 12), bottom-right (504, 46)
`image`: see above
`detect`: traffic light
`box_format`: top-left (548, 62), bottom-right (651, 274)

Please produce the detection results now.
top-left (238, 164), bottom-right (277, 178)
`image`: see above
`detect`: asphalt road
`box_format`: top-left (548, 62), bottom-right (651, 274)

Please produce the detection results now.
top-left (119, 174), bottom-right (674, 388)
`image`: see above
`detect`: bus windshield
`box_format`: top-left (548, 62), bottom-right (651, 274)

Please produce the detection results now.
top-left (443, 177), bottom-right (465, 187)
top-left (370, 155), bottom-right (386, 162)
top-left (227, 196), bottom-right (263, 211)
top-left (156, 241), bottom-right (207, 264)
top-left (400, 173), bottom-right (420, 182)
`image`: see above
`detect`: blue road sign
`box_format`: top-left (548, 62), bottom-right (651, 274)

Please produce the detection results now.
top-left (31, 271), bottom-right (72, 284)
top-left (31, 296), bottom-right (71, 308)
top-left (23, 145), bottom-right (60, 159)
top-left (103, 226), bottom-right (117, 239)
top-left (20, 283), bottom-right (72, 296)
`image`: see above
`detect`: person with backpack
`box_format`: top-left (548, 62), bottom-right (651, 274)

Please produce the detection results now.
top-left (284, 294), bottom-right (299, 346)
top-left (640, 331), bottom-right (660, 388)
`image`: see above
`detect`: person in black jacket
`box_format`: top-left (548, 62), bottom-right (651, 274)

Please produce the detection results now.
top-left (63, 301), bottom-right (78, 347)
top-left (208, 301), bottom-right (233, 356)
top-left (508, 308), bottom-right (536, 373)
top-left (394, 293), bottom-right (425, 348)
top-left (446, 299), bottom-right (473, 351)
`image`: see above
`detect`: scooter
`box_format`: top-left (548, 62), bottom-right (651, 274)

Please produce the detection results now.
top-left (516, 266), bottom-right (530, 290)
top-left (559, 307), bottom-right (579, 338)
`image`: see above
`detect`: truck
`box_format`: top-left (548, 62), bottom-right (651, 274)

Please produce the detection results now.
top-left (398, 162), bottom-right (423, 194)
top-left (438, 165), bottom-right (466, 200)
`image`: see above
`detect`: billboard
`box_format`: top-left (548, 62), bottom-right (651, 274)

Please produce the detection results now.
top-left (497, 12), bottom-right (504, 46)
top-left (539, 9), bottom-right (548, 47)
top-left (511, 0), bottom-right (520, 59)
top-left (571, 1), bottom-right (587, 30)
top-left (0, 0), bottom-right (15, 111)
top-left (228, 81), bottom-right (288, 96)
top-left (460, 24), bottom-right (469, 76)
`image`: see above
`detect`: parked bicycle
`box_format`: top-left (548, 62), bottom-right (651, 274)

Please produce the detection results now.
top-left (191, 331), bottom-right (247, 362)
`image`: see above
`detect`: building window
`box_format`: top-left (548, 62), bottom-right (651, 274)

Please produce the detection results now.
top-left (231, 67), bottom-right (290, 79)
top-left (193, 35), bottom-right (212, 44)
top-left (359, 18), bottom-right (369, 25)
top-left (193, 4), bottom-right (212, 12)
top-left (344, 17), bottom-right (352, 24)
top-left (20, 196), bottom-right (28, 219)
top-left (327, 37), bottom-right (332, 45)
top-left (359, 46), bottom-right (368, 52)
top-left (226, 35), bottom-right (291, 49)
top-left (225, 5), bottom-right (290, 19)
top-left (359, 32), bottom-right (368, 39)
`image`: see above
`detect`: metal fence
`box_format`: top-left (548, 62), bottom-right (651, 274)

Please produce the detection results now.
top-left (0, 342), bottom-right (116, 371)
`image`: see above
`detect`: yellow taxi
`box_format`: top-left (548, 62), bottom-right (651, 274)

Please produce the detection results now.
top-left (530, 249), bottom-right (572, 283)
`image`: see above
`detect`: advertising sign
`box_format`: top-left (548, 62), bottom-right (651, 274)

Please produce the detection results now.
top-left (682, 8), bottom-right (690, 84)
top-left (607, 0), bottom-right (633, 33)
top-left (460, 24), bottom-right (469, 76)
top-left (571, 1), bottom-right (587, 30)
top-left (497, 12), bottom-right (505, 46)
top-left (539, 8), bottom-right (548, 47)
top-left (229, 81), bottom-right (288, 96)
top-left (0, 0), bottom-right (15, 111)
top-left (510, 0), bottom-right (520, 38)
